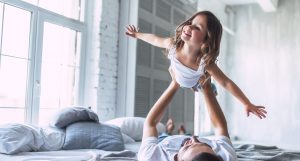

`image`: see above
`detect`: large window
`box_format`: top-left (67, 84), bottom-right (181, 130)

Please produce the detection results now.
top-left (0, 0), bottom-right (86, 126)
top-left (0, 3), bottom-right (31, 124)
top-left (22, 0), bottom-right (84, 21)
top-left (38, 22), bottom-right (82, 125)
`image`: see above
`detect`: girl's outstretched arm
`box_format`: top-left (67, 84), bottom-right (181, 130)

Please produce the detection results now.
top-left (125, 25), bottom-right (172, 49)
top-left (205, 63), bottom-right (267, 119)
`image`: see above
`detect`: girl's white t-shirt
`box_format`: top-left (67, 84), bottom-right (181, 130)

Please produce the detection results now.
top-left (168, 46), bottom-right (205, 88)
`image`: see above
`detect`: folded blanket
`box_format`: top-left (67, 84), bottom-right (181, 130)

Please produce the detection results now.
top-left (100, 149), bottom-right (137, 161)
top-left (234, 144), bottom-right (300, 161)
top-left (102, 149), bottom-right (136, 158)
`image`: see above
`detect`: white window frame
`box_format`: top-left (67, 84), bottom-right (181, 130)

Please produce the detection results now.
top-left (117, 0), bottom-right (139, 117)
top-left (0, 0), bottom-right (88, 125)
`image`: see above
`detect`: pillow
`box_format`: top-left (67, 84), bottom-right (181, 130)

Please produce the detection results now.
top-left (62, 122), bottom-right (124, 151)
top-left (122, 133), bottom-right (135, 144)
top-left (50, 107), bottom-right (99, 128)
top-left (39, 127), bottom-right (65, 151)
top-left (0, 124), bottom-right (44, 154)
top-left (105, 117), bottom-right (166, 141)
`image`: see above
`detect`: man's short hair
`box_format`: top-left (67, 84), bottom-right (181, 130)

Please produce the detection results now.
top-left (191, 152), bottom-right (223, 161)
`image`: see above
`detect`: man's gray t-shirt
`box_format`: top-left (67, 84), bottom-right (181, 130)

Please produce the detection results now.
top-left (138, 135), bottom-right (237, 161)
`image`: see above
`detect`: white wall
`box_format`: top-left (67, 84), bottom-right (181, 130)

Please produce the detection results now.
top-left (226, 0), bottom-right (300, 150)
top-left (97, 0), bottom-right (120, 121)
top-left (196, 0), bottom-right (233, 135)
top-left (197, 0), bottom-right (228, 25)
top-left (84, 0), bottom-right (120, 121)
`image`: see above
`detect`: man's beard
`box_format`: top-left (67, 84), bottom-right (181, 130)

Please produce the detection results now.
top-left (180, 137), bottom-right (191, 147)
top-left (180, 136), bottom-right (202, 147)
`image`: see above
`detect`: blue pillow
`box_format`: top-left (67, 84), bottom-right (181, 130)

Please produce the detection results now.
top-left (50, 107), bottom-right (99, 128)
top-left (62, 122), bottom-right (125, 151)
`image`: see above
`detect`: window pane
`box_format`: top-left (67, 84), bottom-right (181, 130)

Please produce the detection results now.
top-left (156, 0), bottom-right (171, 22)
top-left (0, 56), bottom-right (28, 107)
top-left (0, 108), bottom-right (25, 124)
top-left (135, 76), bottom-right (150, 117)
top-left (38, 108), bottom-right (59, 126)
top-left (0, 2), bottom-right (3, 46)
top-left (140, 0), bottom-right (153, 13)
top-left (2, 4), bottom-right (31, 59)
top-left (39, 22), bottom-right (81, 126)
top-left (173, 10), bottom-right (185, 26)
top-left (42, 23), bottom-right (79, 66)
top-left (21, 0), bottom-right (38, 5)
top-left (39, 64), bottom-right (79, 108)
top-left (38, 65), bottom-right (78, 126)
top-left (38, 0), bottom-right (85, 21)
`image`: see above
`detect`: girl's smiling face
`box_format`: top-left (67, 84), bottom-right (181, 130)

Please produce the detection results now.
top-left (181, 14), bottom-right (208, 49)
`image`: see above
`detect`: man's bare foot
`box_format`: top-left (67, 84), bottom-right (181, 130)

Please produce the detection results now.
top-left (178, 124), bottom-right (186, 135)
top-left (166, 118), bottom-right (174, 135)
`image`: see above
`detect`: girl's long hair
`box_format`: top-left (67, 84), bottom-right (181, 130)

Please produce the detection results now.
top-left (171, 11), bottom-right (223, 67)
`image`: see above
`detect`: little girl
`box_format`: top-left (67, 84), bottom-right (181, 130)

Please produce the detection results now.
top-left (126, 11), bottom-right (267, 119)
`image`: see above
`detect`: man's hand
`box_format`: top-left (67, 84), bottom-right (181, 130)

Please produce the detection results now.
top-left (201, 77), bottom-right (212, 93)
top-left (125, 25), bottom-right (139, 38)
top-left (168, 67), bottom-right (180, 88)
top-left (191, 73), bottom-right (211, 92)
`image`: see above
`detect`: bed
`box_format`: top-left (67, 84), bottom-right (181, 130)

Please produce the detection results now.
top-left (2, 140), bottom-right (300, 161)
top-left (1, 107), bottom-right (300, 161)
top-left (233, 142), bottom-right (300, 161)
top-left (0, 108), bottom-right (155, 161)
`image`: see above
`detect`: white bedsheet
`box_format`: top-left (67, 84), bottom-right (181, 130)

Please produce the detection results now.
top-left (0, 149), bottom-right (101, 161)
top-left (124, 142), bottom-right (141, 153)
top-left (0, 143), bottom-right (141, 161)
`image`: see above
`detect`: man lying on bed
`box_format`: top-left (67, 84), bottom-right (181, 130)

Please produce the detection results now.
top-left (138, 69), bottom-right (238, 161)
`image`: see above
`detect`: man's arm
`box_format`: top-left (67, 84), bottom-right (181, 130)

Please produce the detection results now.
top-left (143, 72), bottom-right (179, 139)
top-left (202, 81), bottom-right (230, 138)
top-left (125, 25), bottom-right (173, 49)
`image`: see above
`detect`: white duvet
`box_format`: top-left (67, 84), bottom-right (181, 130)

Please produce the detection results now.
top-left (0, 124), bottom-right (65, 154)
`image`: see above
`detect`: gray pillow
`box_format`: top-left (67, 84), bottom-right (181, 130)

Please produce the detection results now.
top-left (50, 107), bottom-right (99, 128)
top-left (62, 122), bottom-right (125, 151)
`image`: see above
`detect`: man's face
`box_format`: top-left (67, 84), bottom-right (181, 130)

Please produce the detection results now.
top-left (175, 136), bottom-right (215, 161)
